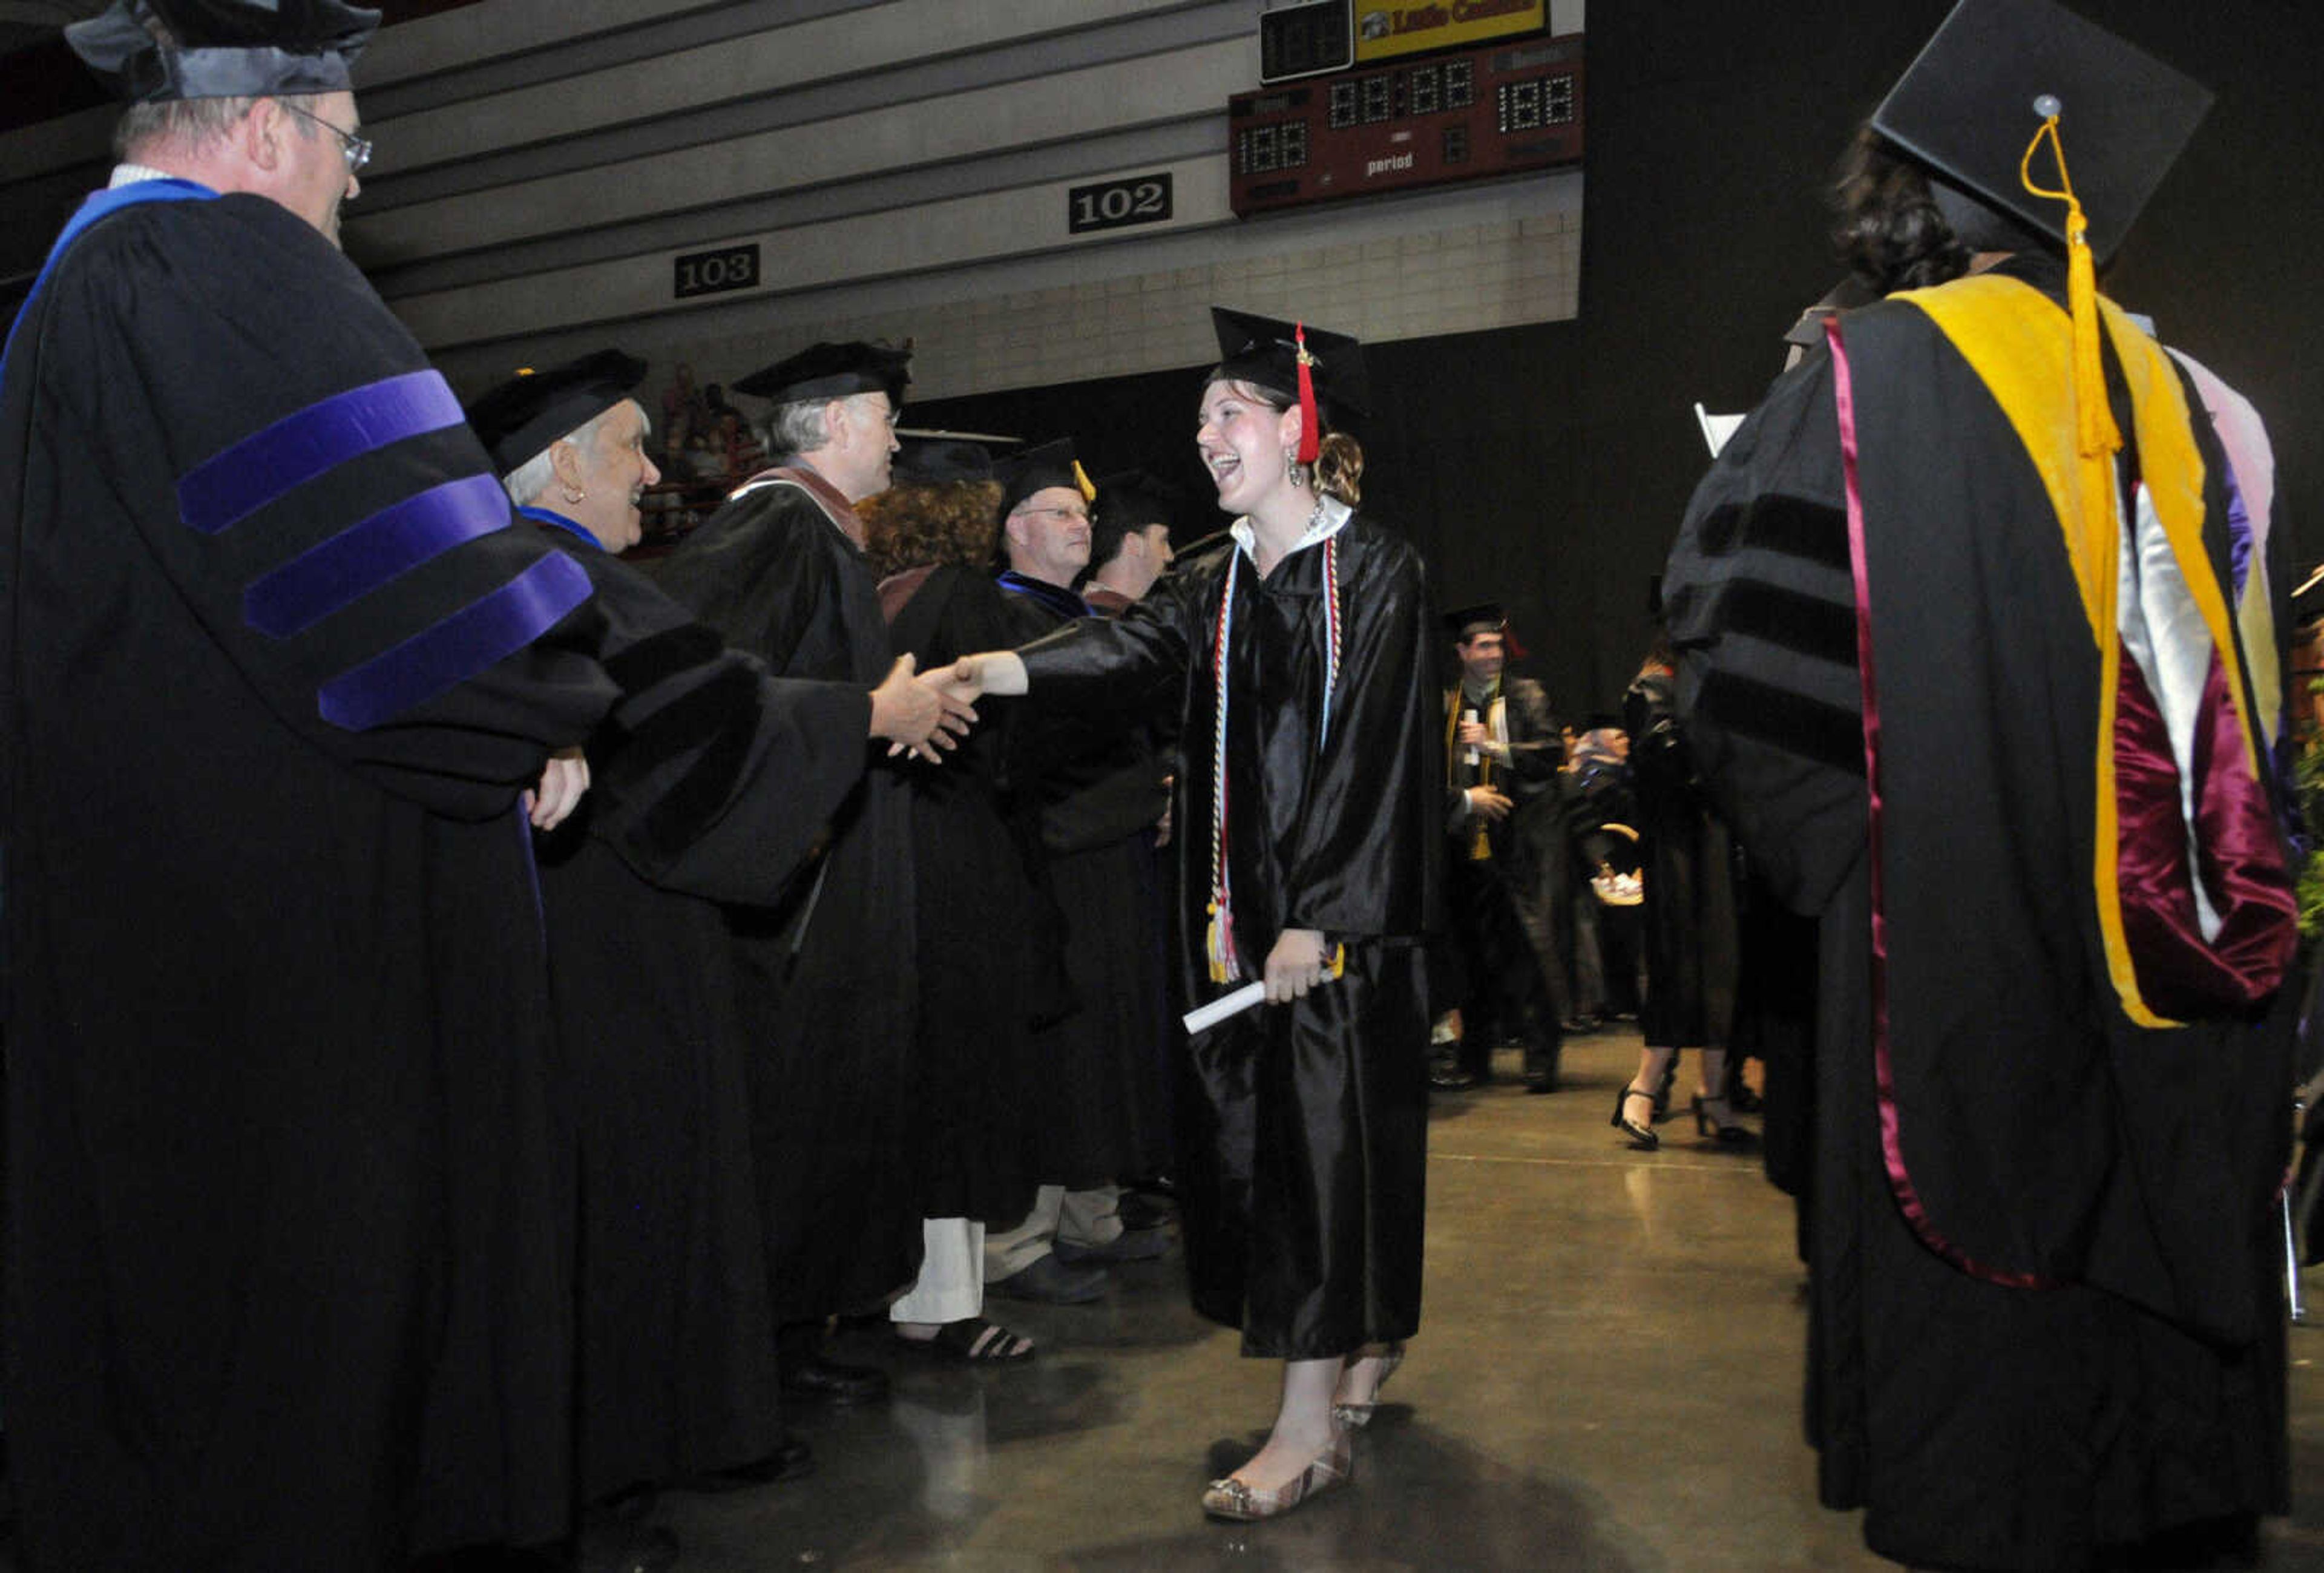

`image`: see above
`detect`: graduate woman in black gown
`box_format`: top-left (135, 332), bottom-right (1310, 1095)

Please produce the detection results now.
top-left (942, 310), bottom-right (1440, 1520)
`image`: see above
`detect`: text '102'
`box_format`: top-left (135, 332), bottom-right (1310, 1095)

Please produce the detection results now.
top-left (1068, 174), bottom-right (1174, 235)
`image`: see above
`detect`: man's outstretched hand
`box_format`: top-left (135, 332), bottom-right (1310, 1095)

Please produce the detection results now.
top-left (871, 653), bottom-right (977, 763)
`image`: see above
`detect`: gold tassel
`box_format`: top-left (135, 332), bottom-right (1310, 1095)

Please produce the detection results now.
top-left (2020, 114), bottom-right (2121, 461)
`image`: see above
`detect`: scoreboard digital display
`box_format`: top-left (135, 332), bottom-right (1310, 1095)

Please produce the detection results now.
top-left (1229, 33), bottom-right (1581, 216)
top-left (1258, 0), bottom-right (1354, 84)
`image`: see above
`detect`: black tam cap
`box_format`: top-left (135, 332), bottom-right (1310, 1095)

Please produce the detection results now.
top-left (1870, 0), bottom-right (2211, 264)
top-left (994, 439), bottom-right (1095, 522)
top-left (463, 350), bottom-right (648, 478)
top-left (1090, 468), bottom-right (1184, 565)
top-left (1208, 307), bottom-right (1369, 421)
top-left (734, 341), bottom-right (911, 409)
top-left (892, 433), bottom-right (999, 486)
top-left (1093, 469), bottom-right (1181, 531)
top-left (68, 0), bottom-right (380, 102)
top-left (1443, 602), bottom-right (1508, 640)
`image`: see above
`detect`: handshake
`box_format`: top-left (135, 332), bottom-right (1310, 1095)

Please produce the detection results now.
top-left (529, 649), bottom-right (1020, 834)
top-left (879, 649), bottom-right (1031, 758)
top-left (870, 652), bottom-right (980, 764)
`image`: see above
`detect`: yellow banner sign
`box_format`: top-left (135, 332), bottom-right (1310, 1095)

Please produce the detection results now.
top-left (1353, 0), bottom-right (1547, 61)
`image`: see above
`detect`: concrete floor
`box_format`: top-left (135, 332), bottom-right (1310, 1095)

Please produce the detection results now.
top-left (652, 1029), bottom-right (2324, 1572)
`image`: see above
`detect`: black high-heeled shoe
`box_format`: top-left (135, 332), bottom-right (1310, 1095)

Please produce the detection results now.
top-left (1610, 1085), bottom-right (1658, 1151)
top-left (1691, 1092), bottom-right (1756, 1148)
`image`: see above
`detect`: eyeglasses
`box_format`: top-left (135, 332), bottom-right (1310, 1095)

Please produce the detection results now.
top-left (278, 100), bottom-right (372, 174)
top-left (1014, 505), bottom-right (1090, 525)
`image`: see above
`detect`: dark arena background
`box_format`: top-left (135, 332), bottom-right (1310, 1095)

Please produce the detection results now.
top-left (911, 0), bottom-right (2324, 711)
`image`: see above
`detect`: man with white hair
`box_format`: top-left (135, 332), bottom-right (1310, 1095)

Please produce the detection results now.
top-left (2, 2), bottom-right (627, 1567)
top-left (0, 7), bottom-right (960, 1567)
top-left (653, 340), bottom-right (928, 1407)
top-left (465, 349), bottom-right (967, 1526)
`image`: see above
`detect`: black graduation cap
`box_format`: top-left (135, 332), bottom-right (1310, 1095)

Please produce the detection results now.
top-left (1209, 307), bottom-right (1370, 421)
top-left (732, 341), bottom-right (911, 408)
top-left (1869, 0), bottom-right (2211, 264)
top-left (1092, 468), bottom-right (1183, 531)
top-left (67, 0), bottom-right (380, 102)
top-left (891, 434), bottom-right (999, 486)
top-left (1443, 602), bottom-right (1508, 640)
top-left (463, 349), bottom-right (648, 478)
top-left (994, 439), bottom-right (1094, 522)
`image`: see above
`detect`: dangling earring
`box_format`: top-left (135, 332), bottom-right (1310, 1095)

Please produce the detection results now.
top-left (1282, 448), bottom-right (1305, 488)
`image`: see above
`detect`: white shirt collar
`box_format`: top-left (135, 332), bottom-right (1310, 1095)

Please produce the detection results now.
top-left (1228, 494), bottom-right (1351, 562)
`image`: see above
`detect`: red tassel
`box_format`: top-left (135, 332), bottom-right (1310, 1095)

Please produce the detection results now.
top-left (1294, 322), bottom-right (1321, 466)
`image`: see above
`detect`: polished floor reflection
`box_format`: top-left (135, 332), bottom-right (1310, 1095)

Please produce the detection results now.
top-left (658, 1030), bottom-right (2324, 1571)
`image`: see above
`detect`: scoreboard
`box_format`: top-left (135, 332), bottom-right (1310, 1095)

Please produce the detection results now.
top-left (1228, 32), bottom-right (1582, 217)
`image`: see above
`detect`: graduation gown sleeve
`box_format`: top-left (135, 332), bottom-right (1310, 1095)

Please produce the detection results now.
top-left (553, 544), bottom-right (870, 904)
top-left (1663, 343), bottom-right (1866, 916)
top-left (25, 194), bottom-right (619, 819)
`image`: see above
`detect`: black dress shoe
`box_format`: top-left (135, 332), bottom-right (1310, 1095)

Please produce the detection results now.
top-left (686, 1434), bottom-right (816, 1492)
top-left (1054, 1224), bottom-right (1169, 1264)
top-left (780, 1354), bottom-right (890, 1405)
top-left (1522, 1044), bottom-right (1558, 1094)
top-left (1118, 1189), bottom-right (1175, 1230)
top-left (1428, 1060), bottom-right (1477, 1091)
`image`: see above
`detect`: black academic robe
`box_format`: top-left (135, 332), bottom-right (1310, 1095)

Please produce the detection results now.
top-left (1665, 260), bottom-right (2296, 1569)
top-left (0, 189), bottom-right (629, 1569)
top-left (1623, 663), bottom-right (1736, 1051)
top-left (649, 470), bottom-right (922, 1319)
top-left (530, 530), bottom-right (869, 1501)
top-left (1441, 675), bottom-right (1566, 1059)
top-left (881, 563), bottom-right (1051, 1225)
top-left (999, 575), bottom-right (1173, 1188)
top-left (1017, 510), bottom-right (1439, 1358)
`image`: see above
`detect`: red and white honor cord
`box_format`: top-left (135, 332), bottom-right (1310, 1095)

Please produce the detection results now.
top-left (1206, 551), bottom-right (1242, 984)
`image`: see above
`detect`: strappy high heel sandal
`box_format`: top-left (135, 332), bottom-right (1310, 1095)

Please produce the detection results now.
top-left (1691, 1092), bottom-right (1756, 1148)
top-left (1610, 1084), bottom-right (1659, 1151)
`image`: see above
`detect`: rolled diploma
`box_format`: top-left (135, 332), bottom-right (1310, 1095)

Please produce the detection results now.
top-left (1183, 974), bottom-right (1342, 1035)
top-left (1182, 982), bottom-right (1266, 1035)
